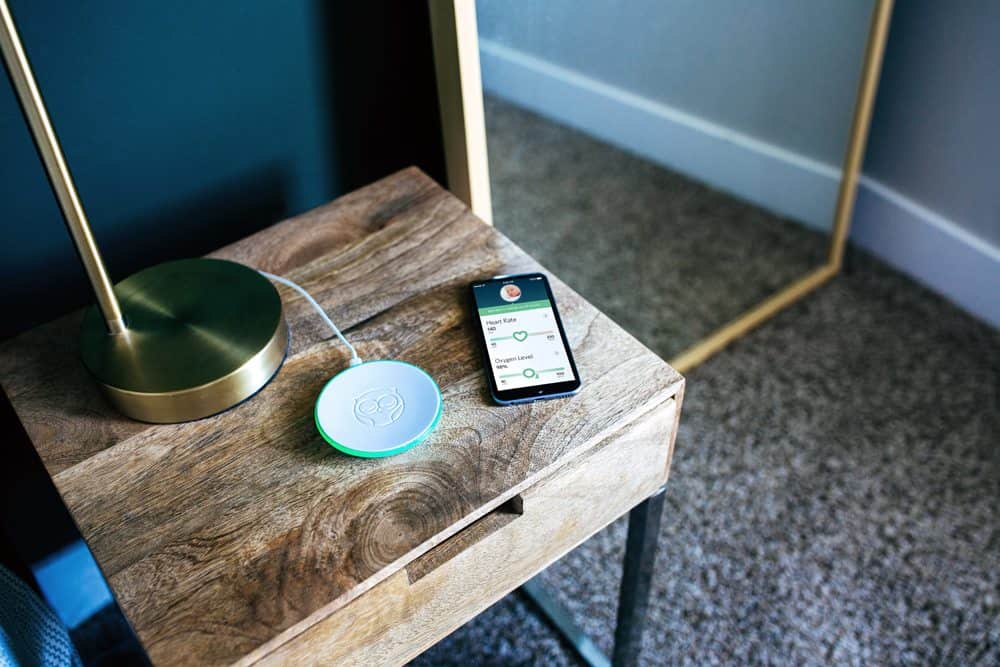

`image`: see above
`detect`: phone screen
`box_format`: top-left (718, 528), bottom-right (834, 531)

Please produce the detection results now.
top-left (471, 273), bottom-right (580, 403)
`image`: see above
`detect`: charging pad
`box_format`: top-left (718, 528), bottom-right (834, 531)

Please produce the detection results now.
top-left (315, 360), bottom-right (442, 458)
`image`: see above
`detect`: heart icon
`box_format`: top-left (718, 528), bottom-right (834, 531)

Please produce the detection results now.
top-left (513, 330), bottom-right (528, 342)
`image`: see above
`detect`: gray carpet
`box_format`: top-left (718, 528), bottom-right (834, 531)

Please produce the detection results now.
top-left (482, 96), bottom-right (829, 361)
top-left (410, 99), bottom-right (1000, 664)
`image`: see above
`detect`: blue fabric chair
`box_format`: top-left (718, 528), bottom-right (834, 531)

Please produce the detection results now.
top-left (0, 564), bottom-right (81, 667)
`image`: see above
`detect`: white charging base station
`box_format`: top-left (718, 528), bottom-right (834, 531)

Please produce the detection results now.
top-left (314, 360), bottom-right (442, 458)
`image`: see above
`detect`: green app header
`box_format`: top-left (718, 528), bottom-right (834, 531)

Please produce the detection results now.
top-left (477, 299), bottom-right (552, 316)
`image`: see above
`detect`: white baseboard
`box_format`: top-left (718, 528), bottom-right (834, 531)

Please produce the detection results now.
top-left (480, 39), bottom-right (999, 327)
top-left (853, 178), bottom-right (999, 327)
top-left (479, 38), bottom-right (842, 230)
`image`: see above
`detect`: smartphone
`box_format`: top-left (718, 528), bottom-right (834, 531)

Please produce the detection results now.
top-left (470, 272), bottom-right (582, 404)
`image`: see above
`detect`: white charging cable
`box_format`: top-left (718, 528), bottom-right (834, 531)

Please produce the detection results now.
top-left (258, 271), bottom-right (363, 367)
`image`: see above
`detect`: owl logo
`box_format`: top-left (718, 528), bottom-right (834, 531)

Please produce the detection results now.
top-left (353, 387), bottom-right (405, 428)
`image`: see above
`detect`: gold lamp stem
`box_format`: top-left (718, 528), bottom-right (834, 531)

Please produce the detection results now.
top-left (0, 0), bottom-right (126, 334)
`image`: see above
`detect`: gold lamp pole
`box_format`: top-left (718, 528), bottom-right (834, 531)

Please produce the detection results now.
top-left (1, 0), bottom-right (288, 423)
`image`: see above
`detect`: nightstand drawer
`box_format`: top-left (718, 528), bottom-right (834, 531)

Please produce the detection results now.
top-left (254, 397), bottom-right (677, 666)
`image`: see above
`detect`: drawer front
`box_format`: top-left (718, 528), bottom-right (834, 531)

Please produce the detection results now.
top-left (252, 398), bottom-right (677, 666)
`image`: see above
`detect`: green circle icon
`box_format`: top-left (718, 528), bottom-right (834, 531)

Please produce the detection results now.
top-left (523, 368), bottom-right (537, 378)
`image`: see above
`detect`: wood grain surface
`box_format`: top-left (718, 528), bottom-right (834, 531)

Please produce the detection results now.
top-left (257, 399), bottom-right (677, 666)
top-left (0, 168), bottom-right (684, 665)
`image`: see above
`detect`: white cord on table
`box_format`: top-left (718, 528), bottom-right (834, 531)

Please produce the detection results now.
top-left (258, 271), bottom-right (362, 366)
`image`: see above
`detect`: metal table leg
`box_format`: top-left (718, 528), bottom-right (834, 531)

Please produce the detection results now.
top-left (611, 488), bottom-right (667, 666)
top-left (518, 486), bottom-right (667, 667)
top-left (521, 577), bottom-right (611, 667)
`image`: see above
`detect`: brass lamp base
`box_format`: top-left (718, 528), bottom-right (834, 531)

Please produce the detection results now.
top-left (80, 258), bottom-right (288, 423)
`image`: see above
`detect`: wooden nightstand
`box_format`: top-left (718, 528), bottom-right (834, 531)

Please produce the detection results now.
top-left (0, 168), bottom-right (684, 666)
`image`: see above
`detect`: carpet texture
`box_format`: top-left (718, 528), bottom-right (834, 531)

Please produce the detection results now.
top-left (410, 98), bottom-right (1000, 665)
top-left (481, 97), bottom-right (828, 361)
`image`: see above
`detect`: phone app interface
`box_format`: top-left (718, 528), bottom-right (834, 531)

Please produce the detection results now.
top-left (474, 276), bottom-right (576, 390)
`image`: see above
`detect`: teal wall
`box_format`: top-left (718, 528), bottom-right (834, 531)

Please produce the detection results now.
top-left (1, 1), bottom-right (444, 336)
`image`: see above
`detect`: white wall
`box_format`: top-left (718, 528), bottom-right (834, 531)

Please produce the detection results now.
top-left (852, 0), bottom-right (999, 326)
top-left (476, 0), bottom-right (873, 230)
top-left (478, 0), bottom-right (999, 326)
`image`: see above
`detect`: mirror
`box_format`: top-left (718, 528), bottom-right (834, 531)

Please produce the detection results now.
top-left (449, 0), bottom-right (890, 369)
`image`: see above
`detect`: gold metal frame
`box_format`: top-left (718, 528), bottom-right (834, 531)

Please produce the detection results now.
top-left (428, 0), bottom-right (493, 224)
top-left (431, 0), bottom-right (895, 373)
